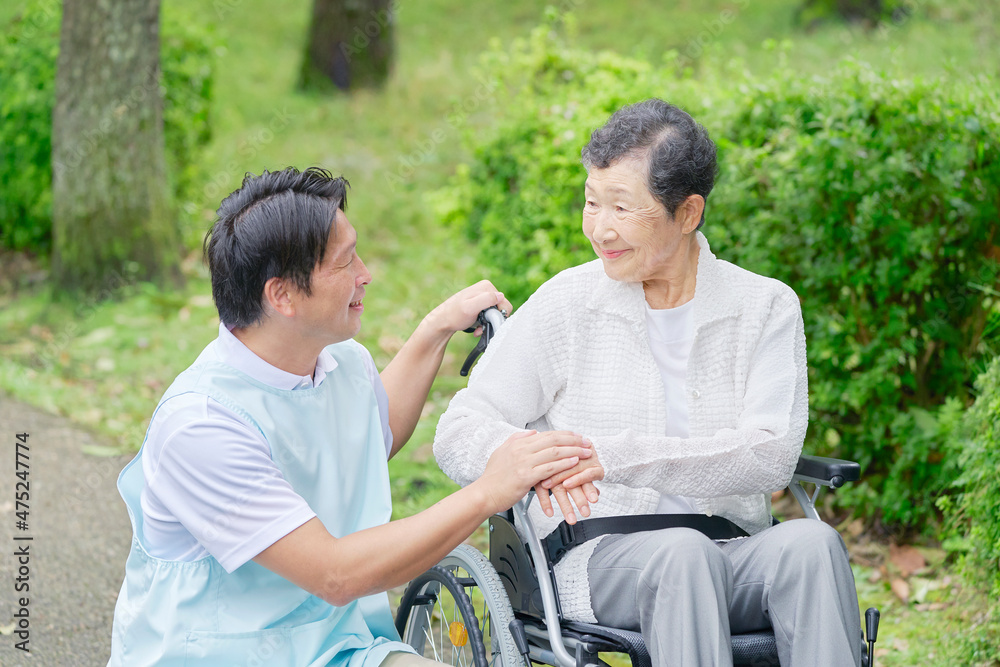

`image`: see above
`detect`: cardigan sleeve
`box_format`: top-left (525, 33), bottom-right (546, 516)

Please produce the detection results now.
top-left (598, 291), bottom-right (808, 497)
top-left (433, 292), bottom-right (567, 487)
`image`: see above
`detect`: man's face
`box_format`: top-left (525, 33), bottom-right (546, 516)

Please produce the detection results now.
top-left (291, 209), bottom-right (371, 345)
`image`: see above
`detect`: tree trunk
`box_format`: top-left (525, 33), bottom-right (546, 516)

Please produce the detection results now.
top-left (798, 0), bottom-right (898, 26)
top-left (52, 0), bottom-right (179, 295)
top-left (299, 0), bottom-right (394, 92)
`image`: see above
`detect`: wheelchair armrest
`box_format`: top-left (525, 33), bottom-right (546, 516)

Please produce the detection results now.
top-left (793, 454), bottom-right (861, 489)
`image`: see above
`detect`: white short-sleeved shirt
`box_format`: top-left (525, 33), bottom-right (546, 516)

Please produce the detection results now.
top-left (139, 324), bottom-right (393, 572)
top-left (645, 300), bottom-right (698, 514)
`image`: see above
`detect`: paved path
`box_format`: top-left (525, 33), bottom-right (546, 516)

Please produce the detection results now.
top-left (0, 395), bottom-right (134, 666)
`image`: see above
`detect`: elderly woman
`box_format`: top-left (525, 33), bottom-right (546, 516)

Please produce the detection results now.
top-left (434, 99), bottom-right (862, 666)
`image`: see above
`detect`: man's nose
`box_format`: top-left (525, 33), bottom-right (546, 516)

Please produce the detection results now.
top-left (357, 258), bottom-right (372, 286)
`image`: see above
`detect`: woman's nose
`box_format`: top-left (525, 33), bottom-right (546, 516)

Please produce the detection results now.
top-left (592, 214), bottom-right (618, 243)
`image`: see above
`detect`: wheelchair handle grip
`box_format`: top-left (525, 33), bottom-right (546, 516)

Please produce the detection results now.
top-left (865, 606), bottom-right (879, 642)
top-left (865, 607), bottom-right (880, 667)
top-left (481, 306), bottom-right (505, 332)
top-left (460, 307), bottom-right (507, 377)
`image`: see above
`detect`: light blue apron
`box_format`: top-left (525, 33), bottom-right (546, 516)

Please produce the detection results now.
top-left (109, 341), bottom-right (413, 666)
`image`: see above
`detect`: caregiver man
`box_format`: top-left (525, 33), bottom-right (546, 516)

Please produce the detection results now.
top-left (108, 167), bottom-right (596, 667)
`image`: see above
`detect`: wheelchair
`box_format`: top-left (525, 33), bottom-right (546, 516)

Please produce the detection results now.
top-left (394, 309), bottom-right (881, 667)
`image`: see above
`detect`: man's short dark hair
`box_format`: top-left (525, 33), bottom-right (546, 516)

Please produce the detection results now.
top-left (204, 167), bottom-right (349, 328)
top-left (581, 99), bottom-right (718, 227)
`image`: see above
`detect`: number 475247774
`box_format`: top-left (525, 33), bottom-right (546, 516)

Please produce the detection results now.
top-left (15, 433), bottom-right (30, 528)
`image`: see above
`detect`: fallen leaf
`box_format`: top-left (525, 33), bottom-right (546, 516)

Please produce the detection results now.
top-left (891, 577), bottom-right (910, 603)
top-left (889, 543), bottom-right (926, 577)
top-left (910, 576), bottom-right (947, 604)
top-left (82, 444), bottom-right (124, 457)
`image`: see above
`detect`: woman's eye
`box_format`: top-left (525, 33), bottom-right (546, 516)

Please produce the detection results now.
top-left (615, 206), bottom-right (626, 213)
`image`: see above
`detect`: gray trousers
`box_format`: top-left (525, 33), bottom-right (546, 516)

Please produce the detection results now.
top-left (587, 519), bottom-right (862, 667)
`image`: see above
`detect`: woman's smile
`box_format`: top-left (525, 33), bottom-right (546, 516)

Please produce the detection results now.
top-left (600, 248), bottom-right (630, 259)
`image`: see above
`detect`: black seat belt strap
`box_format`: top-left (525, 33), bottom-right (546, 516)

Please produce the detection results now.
top-left (543, 514), bottom-right (750, 565)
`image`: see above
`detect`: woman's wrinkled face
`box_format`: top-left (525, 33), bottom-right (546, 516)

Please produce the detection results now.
top-left (582, 157), bottom-right (684, 284)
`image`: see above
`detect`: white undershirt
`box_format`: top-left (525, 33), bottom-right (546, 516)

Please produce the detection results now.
top-left (645, 300), bottom-right (698, 514)
top-left (139, 323), bottom-right (393, 572)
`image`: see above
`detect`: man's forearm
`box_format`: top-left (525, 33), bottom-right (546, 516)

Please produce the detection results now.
top-left (325, 480), bottom-right (495, 603)
top-left (254, 479), bottom-right (495, 607)
top-left (254, 429), bottom-right (593, 607)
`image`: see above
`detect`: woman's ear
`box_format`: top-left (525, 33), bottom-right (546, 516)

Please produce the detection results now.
top-left (678, 195), bottom-right (705, 235)
top-left (263, 277), bottom-right (296, 318)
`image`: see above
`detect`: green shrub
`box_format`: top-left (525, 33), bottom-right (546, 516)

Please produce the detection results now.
top-left (0, 2), bottom-right (57, 251)
top-left (709, 62), bottom-right (1000, 529)
top-left (436, 21), bottom-right (1000, 532)
top-left (160, 6), bottom-right (215, 210)
top-left (941, 356), bottom-right (1000, 662)
top-left (0, 1), bottom-right (214, 254)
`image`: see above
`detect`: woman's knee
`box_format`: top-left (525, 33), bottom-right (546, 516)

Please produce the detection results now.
top-left (788, 519), bottom-right (845, 547)
top-left (643, 528), bottom-right (730, 580)
top-left (770, 519), bottom-right (849, 568)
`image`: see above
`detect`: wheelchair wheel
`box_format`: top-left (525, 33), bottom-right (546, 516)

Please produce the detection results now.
top-left (396, 544), bottom-right (524, 667)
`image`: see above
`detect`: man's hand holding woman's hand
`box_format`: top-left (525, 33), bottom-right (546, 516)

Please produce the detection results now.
top-left (535, 447), bottom-right (604, 524)
top-left (475, 430), bottom-right (596, 520)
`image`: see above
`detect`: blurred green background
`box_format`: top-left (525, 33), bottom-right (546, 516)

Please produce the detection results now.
top-left (1, 0), bottom-right (999, 663)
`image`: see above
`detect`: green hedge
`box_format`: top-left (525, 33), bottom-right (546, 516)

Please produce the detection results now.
top-left (708, 63), bottom-right (1000, 529)
top-left (941, 357), bottom-right (1000, 662)
top-left (434, 23), bottom-right (1000, 532)
top-left (0, 1), bottom-right (214, 253)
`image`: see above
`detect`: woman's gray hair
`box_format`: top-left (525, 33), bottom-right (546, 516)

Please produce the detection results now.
top-left (581, 99), bottom-right (718, 227)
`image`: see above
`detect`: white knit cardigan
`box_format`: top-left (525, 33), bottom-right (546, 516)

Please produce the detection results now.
top-left (434, 232), bottom-right (808, 622)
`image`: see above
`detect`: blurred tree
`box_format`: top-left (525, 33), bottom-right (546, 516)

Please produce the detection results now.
top-left (797, 0), bottom-right (909, 27)
top-left (299, 0), bottom-right (394, 92)
top-left (51, 0), bottom-right (180, 294)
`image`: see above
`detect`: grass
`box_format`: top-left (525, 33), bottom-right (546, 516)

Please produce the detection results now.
top-left (2, 0), bottom-right (999, 663)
